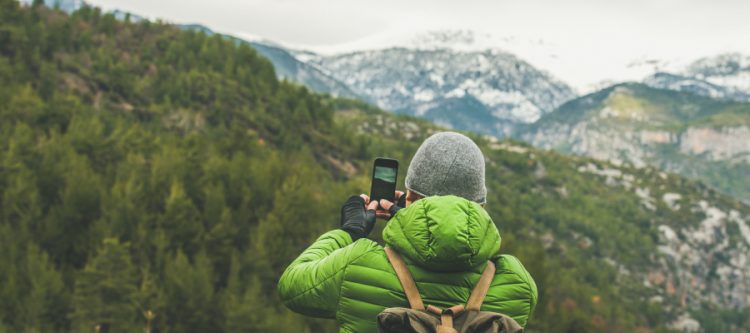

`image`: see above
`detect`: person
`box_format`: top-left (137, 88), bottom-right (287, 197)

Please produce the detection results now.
top-left (278, 132), bottom-right (537, 333)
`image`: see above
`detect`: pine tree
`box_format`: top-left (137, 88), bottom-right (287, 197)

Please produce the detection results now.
top-left (160, 180), bottom-right (204, 256)
top-left (223, 254), bottom-right (267, 332)
top-left (19, 243), bottom-right (68, 332)
top-left (163, 250), bottom-right (220, 332)
top-left (0, 125), bottom-right (52, 332)
top-left (71, 238), bottom-right (138, 332)
top-left (252, 169), bottom-right (334, 284)
top-left (43, 151), bottom-right (102, 267)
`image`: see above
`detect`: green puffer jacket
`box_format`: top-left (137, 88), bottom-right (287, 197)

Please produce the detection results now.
top-left (278, 195), bottom-right (537, 333)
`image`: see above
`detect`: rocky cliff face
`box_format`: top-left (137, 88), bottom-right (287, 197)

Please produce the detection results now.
top-left (521, 83), bottom-right (750, 202)
top-left (574, 161), bottom-right (750, 312)
top-left (678, 126), bottom-right (750, 163)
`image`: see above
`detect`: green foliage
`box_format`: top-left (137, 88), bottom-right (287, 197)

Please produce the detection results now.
top-left (0, 224), bottom-right (68, 332)
top-left (0, 2), bottom-right (747, 332)
top-left (162, 251), bottom-right (220, 332)
top-left (71, 238), bottom-right (138, 332)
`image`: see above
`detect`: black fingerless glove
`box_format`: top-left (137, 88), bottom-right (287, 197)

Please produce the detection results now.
top-left (340, 196), bottom-right (376, 241)
top-left (385, 194), bottom-right (407, 220)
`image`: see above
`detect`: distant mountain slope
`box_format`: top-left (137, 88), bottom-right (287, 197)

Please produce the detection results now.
top-left (306, 47), bottom-right (576, 137)
top-left (246, 41), bottom-right (361, 99)
top-left (178, 24), bottom-right (361, 100)
top-left (521, 83), bottom-right (750, 202)
top-left (174, 27), bottom-right (579, 138)
top-left (250, 29), bottom-right (578, 138)
top-left (643, 72), bottom-right (750, 103)
top-left (172, 26), bottom-right (577, 138)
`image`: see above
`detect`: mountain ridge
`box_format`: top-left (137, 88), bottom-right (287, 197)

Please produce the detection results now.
top-left (520, 82), bottom-right (750, 202)
top-left (303, 46), bottom-right (576, 137)
top-left (173, 24), bottom-right (577, 137)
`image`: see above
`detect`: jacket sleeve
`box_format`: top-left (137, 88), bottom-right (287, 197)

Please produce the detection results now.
top-left (277, 229), bottom-right (374, 318)
top-left (494, 254), bottom-right (539, 327)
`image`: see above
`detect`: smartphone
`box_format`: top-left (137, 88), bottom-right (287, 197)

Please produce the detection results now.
top-left (370, 158), bottom-right (399, 203)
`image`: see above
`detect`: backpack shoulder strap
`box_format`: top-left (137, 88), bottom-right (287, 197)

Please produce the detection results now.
top-left (466, 261), bottom-right (496, 311)
top-left (384, 247), bottom-right (425, 310)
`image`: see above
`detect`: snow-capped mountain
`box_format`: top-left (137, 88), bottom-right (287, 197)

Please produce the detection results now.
top-left (302, 47), bottom-right (575, 136)
top-left (642, 54), bottom-right (750, 102)
top-left (301, 29), bottom-right (706, 95)
top-left (685, 53), bottom-right (750, 93)
top-left (188, 28), bottom-right (578, 137)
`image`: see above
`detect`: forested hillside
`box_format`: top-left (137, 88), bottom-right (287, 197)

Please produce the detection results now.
top-left (1, 2), bottom-right (749, 332)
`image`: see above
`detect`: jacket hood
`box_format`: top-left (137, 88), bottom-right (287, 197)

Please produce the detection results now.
top-left (382, 195), bottom-right (501, 272)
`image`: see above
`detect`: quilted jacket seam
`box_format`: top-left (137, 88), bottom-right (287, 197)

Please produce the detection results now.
top-left (500, 256), bottom-right (537, 305)
top-left (281, 232), bottom-right (352, 305)
top-left (336, 243), bottom-right (381, 320)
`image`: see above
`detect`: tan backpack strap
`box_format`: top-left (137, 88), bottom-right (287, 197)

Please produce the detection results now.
top-left (427, 305), bottom-right (463, 333)
top-left (440, 312), bottom-right (454, 330)
top-left (384, 247), bottom-right (425, 310)
top-left (466, 261), bottom-right (496, 311)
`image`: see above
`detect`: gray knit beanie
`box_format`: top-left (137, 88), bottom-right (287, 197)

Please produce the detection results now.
top-left (405, 132), bottom-right (487, 204)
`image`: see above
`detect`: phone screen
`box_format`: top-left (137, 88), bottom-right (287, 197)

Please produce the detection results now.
top-left (371, 159), bottom-right (398, 202)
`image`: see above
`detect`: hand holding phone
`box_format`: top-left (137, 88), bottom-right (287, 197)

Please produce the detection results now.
top-left (340, 195), bottom-right (379, 241)
top-left (377, 191), bottom-right (405, 219)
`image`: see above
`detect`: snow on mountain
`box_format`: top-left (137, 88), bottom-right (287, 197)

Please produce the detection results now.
top-left (301, 47), bottom-right (575, 137)
top-left (298, 29), bottom-right (749, 98)
top-left (643, 72), bottom-right (750, 102)
top-left (641, 54), bottom-right (750, 102)
top-left (295, 29), bottom-right (702, 95)
top-left (299, 29), bottom-right (589, 90)
top-left (686, 53), bottom-right (750, 93)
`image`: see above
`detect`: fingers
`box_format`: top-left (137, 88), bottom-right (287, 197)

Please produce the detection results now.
top-left (375, 210), bottom-right (391, 219)
top-left (366, 200), bottom-right (379, 211)
top-left (353, 194), bottom-right (400, 221)
top-left (379, 199), bottom-right (394, 210)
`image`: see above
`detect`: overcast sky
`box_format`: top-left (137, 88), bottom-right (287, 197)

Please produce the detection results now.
top-left (85, 0), bottom-right (750, 91)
